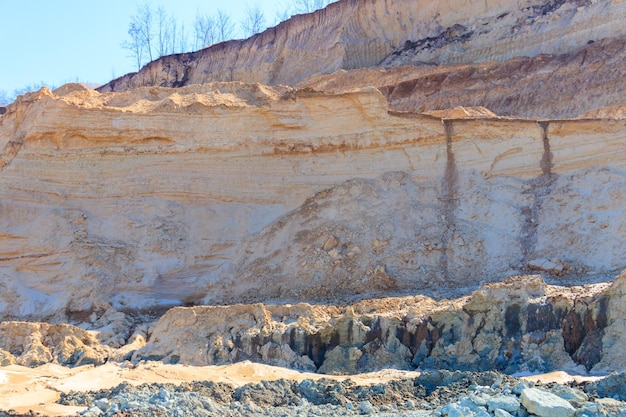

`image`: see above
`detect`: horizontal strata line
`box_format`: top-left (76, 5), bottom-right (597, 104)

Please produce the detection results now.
top-left (0, 188), bottom-right (283, 204)
top-left (0, 251), bottom-right (69, 262)
top-left (13, 118), bottom-right (626, 158)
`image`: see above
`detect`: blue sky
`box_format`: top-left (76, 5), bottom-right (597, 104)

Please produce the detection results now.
top-left (0, 0), bottom-right (301, 96)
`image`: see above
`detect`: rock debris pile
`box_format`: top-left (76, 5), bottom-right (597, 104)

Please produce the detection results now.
top-left (131, 272), bottom-right (626, 376)
top-left (50, 371), bottom-right (626, 417)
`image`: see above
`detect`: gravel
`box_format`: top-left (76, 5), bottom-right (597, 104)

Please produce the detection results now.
top-left (46, 370), bottom-right (626, 417)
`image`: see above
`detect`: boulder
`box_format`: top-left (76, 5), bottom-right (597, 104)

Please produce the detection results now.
top-left (585, 372), bottom-right (626, 401)
top-left (486, 394), bottom-right (520, 414)
top-left (493, 409), bottom-right (514, 417)
top-left (521, 388), bottom-right (575, 417)
top-left (550, 385), bottom-right (588, 407)
top-left (527, 258), bottom-right (565, 275)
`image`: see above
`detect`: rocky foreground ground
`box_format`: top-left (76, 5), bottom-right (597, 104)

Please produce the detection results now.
top-left (0, 271), bottom-right (625, 416)
top-left (1, 369), bottom-right (625, 416)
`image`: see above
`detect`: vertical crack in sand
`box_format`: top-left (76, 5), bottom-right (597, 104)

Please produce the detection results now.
top-left (520, 121), bottom-right (557, 263)
top-left (439, 120), bottom-right (459, 281)
top-left (538, 121), bottom-right (554, 177)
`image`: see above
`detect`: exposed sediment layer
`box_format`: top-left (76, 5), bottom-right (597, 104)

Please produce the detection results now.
top-left (1, 83), bottom-right (625, 319)
top-left (98, 0), bottom-right (626, 107)
top-left (300, 37), bottom-right (626, 119)
top-left (1, 272), bottom-right (625, 376)
top-left (133, 271), bottom-right (626, 375)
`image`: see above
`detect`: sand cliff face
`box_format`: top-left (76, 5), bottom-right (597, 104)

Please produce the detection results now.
top-left (300, 37), bottom-right (626, 118)
top-left (1, 83), bottom-right (625, 321)
top-left (97, 0), bottom-right (626, 119)
top-left (1, 0), bottom-right (626, 390)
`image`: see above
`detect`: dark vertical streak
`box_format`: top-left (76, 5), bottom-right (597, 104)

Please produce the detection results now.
top-left (520, 121), bottom-right (556, 263)
top-left (439, 120), bottom-right (458, 281)
top-left (538, 121), bottom-right (553, 177)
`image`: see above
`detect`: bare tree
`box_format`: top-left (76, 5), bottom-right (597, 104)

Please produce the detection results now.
top-left (294, 0), bottom-right (334, 13)
top-left (216, 9), bottom-right (235, 42)
top-left (273, 1), bottom-right (292, 25)
top-left (156, 5), bottom-right (175, 57)
top-left (136, 2), bottom-right (154, 62)
top-left (122, 2), bottom-right (156, 70)
top-left (122, 5), bottom-right (236, 68)
top-left (0, 90), bottom-right (10, 106)
top-left (273, 0), bottom-right (336, 25)
top-left (240, 4), bottom-right (266, 38)
top-left (167, 16), bottom-right (178, 54)
top-left (178, 21), bottom-right (189, 53)
top-left (194, 11), bottom-right (216, 50)
top-left (122, 21), bottom-right (145, 71)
